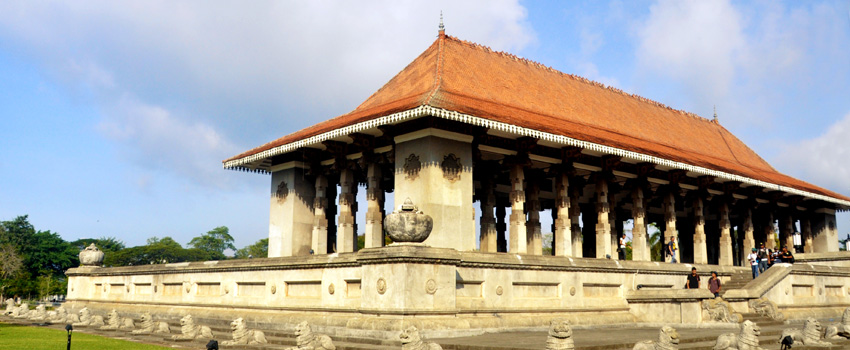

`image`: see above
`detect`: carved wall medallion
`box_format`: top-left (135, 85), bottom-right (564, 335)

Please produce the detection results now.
top-left (270, 284), bottom-right (276, 295)
top-left (126, 285), bottom-right (130, 293)
top-left (441, 153), bottom-right (462, 182)
top-left (425, 279), bottom-right (437, 294)
top-left (328, 283), bottom-right (335, 295)
top-left (377, 278), bottom-right (387, 295)
top-left (495, 286), bottom-right (503, 296)
top-left (569, 287), bottom-right (576, 296)
top-left (403, 154), bottom-right (421, 180)
top-left (154, 285), bottom-right (157, 293)
top-left (185, 283), bottom-right (191, 294)
top-left (275, 181), bottom-right (289, 203)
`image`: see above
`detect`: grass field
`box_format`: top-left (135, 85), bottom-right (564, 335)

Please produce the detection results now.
top-left (0, 322), bottom-right (174, 350)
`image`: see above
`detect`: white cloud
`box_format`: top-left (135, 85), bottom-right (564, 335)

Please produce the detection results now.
top-left (776, 111), bottom-right (850, 197)
top-left (0, 0), bottom-right (534, 188)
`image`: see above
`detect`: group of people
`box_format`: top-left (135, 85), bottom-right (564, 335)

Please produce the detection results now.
top-left (747, 243), bottom-right (795, 278)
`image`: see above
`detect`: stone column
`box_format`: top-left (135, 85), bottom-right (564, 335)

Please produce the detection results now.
top-left (526, 181), bottom-right (542, 255)
top-left (496, 201), bottom-right (508, 253)
top-left (311, 174), bottom-right (329, 255)
top-left (663, 192), bottom-right (679, 263)
top-left (764, 212), bottom-right (776, 250)
top-left (570, 186), bottom-right (582, 257)
top-left (812, 209), bottom-right (839, 252)
top-left (631, 187), bottom-right (648, 261)
top-left (692, 197), bottom-right (707, 264)
top-left (553, 172), bottom-right (572, 257)
top-left (268, 164), bottom-right (315, 257)
top-left (509, 165), bottom-right (528, 254)
top-left (802, 216), bottom-right (813, 253)
top-left (779, 214), bottom-right (794, 250)
top-left (479, 176), bottom-right (498, 253)
top-left (393, 129), bottom-right (475, 251)
top-left (718, 202), bottom-right (733, 266)
top-left (364, 163), bottom-right (384, 249)
top-left (742, 208), bottom-right (755, 260)
top-left (609, 208), bottom-right (619, 260)
top-left (595, 177), bottom-right (612, 259)
top-left (337, 168), bottom-right (357, 253)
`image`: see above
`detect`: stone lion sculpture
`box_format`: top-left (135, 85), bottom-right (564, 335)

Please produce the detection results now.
top-left (3, 298), bottom-right (15, 315)
top-left (825, 307), bottom-right (850, 339)
top-left (714, 320), bottom-right (762, 350)
top-left (546, 319), bottom-right (575, 350)
top-left (27, 304), bottom-right (47, 321)
top-left (780, 318), bottom-right (832, 347)
top-left (100, 309), bottom-right (135, 330)
top-left (284, 321), bottom-right (335, 350)
top-left (400, 326), bottom-right (442, 350)
top-left (12, 303), bottom-right (30, 318)
top-left (172, 314), bottom-right (213, 340)
top-left (749, 298), bottom-right (785, 321)
top-left (73, 307), bottom-right (105, 327)
top-left (633, 326), bottom-right (680, 350)
top-left (47, 306), bottom-right (70, 324)
top-left (131, 312), bottom-right (171, 334)
top-left (221, 317), bottom-right (267, 346)
top-left (702, 298), bottom-right (742, 323)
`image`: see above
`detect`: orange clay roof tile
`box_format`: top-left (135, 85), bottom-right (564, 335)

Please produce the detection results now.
top-left (225, 34), bottom-right (849, 203)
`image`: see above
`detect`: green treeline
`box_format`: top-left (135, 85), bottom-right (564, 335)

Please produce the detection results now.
top-left (0, 215), bottom-right (268, 299)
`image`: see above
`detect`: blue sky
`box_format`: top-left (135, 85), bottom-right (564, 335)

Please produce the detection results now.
top-left (1, 0), bottom-right (848, 250)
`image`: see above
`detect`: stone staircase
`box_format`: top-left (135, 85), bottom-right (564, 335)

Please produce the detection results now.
top-left (720, 269), bottom-right (753, 297)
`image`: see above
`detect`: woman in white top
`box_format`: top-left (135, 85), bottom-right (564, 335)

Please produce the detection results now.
top-left (747, 248), bottom-right (760, 279)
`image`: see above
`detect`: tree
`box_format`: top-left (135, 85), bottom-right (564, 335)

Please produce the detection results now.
top-left (542, 232), bottom-right (553, 255)
top-left (71, 237), bottom-right (125, 253)
top-left (109, 236), bottom-right (214, 266)
top-left (188, 226), bottom-right (235, 260)
top-left (0, 244), bottom-right (22, 279)
top-left (235, 238), bottom-right (269, 259)
top-left (648, 223), bottom-right (663, 261)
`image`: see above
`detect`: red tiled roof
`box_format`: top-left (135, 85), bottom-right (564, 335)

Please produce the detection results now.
top-left (224, 34), bottom-right (850, 204)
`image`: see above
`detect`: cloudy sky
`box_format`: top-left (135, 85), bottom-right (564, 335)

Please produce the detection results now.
top-left (1, 0), bottom-right (848, 249)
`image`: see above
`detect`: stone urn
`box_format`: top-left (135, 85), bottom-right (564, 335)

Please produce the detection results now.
top-left (79, 243), bottom-right (104, 267)
top-left (384, 198), bottom-right (433, 243)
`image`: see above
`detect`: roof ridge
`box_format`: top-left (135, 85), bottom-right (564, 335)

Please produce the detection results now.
top-left (425, 33), bottom-right (447, 105)
top-left (444, 35), bottom-right (716, 125)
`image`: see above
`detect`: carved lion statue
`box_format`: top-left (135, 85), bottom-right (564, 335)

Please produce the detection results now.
top-left (73, 307), bottom-right (105, 327)
top-left (48, 306), bottom-right (73, 324)
top-left (3, 298), bottom-right (15, 315)
top-left (100, 309), bottom-right (134, 330)
top-left (702, 299), bottom-right (742, 323)
top-left (221, 317), bottom-right (267, 346)
top-left (633, 326), bottom-right (680, 350)
top-left (131, 312), bottom-right (170, 334)
top-left (825, 307), bottom-right (850, 339)
top-left (714, 320), bottom-right (762, 350)
top-left (749, 298), bottom-right (785, 321)
top-left (780, 318), bottom-right (832, 347)
top-left (285, 321), bottom-right (335, 350)
top-left (11, 303), bottom-right (30, 318)
top-left (172, 314), bottom-right (213, 340)
top-left (400, 326), bottom-right (442, 350)
top-left (27, 304), bottom-right (47, 321)
top-left (547, 319), bottom-right (575, 350)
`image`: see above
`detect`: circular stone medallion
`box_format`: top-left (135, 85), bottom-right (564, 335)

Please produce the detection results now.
top-left (270, 284), bottom-right (276, 295)
top-left (425, 279), bottom-right (437, 294)
top-left (377, 278), bottom-right (387, 295)
top-left (495, 286), bottom-right (503, 296)
top-left (329, 283), bottom-right (335, 295)
top-left (569, 287), bottom-right (576, 296)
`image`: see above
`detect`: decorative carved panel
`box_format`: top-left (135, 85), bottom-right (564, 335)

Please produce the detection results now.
top-left (441, 153), bottom-right (462, 182)
top-left (403, 154), bottom-right (421, 180)
top-left (275, 181), bottom-right (289, 202)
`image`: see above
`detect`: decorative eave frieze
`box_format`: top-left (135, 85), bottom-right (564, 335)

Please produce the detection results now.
top-left (223, 105), bottom-right (850, 208)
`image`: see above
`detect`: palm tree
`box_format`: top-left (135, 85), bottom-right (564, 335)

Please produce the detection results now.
top-left (648, 223), bottom-right (662, 261)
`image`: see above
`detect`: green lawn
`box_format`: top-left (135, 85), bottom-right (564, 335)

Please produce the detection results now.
top-left (0, 322), bottom-right (174, 350)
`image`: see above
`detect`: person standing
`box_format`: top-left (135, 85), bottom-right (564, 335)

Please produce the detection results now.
top-left (686, 267), bottom-right (700, 289)
top-left (757, 244), bottom-right (768, 272)
top-left (747, 248), bottom-right (760, 279)
top-left (780, 246), bottom-right (795, 264)
top-left (708, 271), bottom-right (722, 298)
top-left (618, 233), bottom-right (626, 260)
top-left (667, 237), bottom-right (678, 263)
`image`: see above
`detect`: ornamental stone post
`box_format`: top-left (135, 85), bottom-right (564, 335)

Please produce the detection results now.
top-left (311, 174), bottom-right (329, 255)
top-left (337, 168), bottom-right (357, 253)
top-left (764, 212), bottom-right (776, 250)
top-left (663, 191), bottom-right (679, 263)
top-left (527, 178), bottom-right (543, 255)
top-left (595, 177), bottom-right (611, 259)
top-left (553, 172), bottom-right (571, 257)
top-left (742, 208), bottom-right (756, 261)
top-left (509, 164), bottom-right (528, 254)
top-left (802, 216), bottom-right (813, 253)
top-left (631, 186), bottom-right (648, 261)
top-left (692, 197), bottom-right (708, 264)
top-left (364, 162), bottom-right (384, 249)
top-left (812, 209), bottom-right (839, 252)
top-left (569, 186), bottom-right (582, 257)
top-left (779, 214), bottom-right (794, 250)
top-left (718, 202), bottom-right (733, 266)
top-left (479, 173), bottom-right (498, 253)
